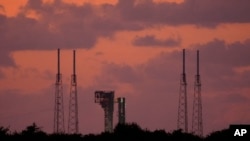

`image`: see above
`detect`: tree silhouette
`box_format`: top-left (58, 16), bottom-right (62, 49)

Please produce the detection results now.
top-left (205, 128), bottom-right (231, 141)
top-left (0, 123), bottom-right (238, 141)
top-left (0, 126), bottom-right (9, 136)
top-left (171, 129), bottom-right (202, 141)
top-left (114, 122), bottom-right (145, 140)
top-left (22, 123), bottom-right (41, 134)
top-left (19, 123), bottom-right (47, 141)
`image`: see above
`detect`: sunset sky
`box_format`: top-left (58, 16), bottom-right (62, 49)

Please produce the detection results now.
top-left (0, 0), bottom-right (250, 136)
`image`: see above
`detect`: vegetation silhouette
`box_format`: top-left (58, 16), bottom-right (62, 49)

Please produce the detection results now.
top-left (0, 122), bottom-right (240, 141)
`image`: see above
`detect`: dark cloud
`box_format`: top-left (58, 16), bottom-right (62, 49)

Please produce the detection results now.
top-left (0, 69), bottom-right (4, 79)
top-left (194, 39), bottom-right (250, 91)
top-left (196, 39), bottom-right (250, 67)
top-left (100, 62), bottom-right (142, 83)
top-left (1, 0), bottom-right (250, 66)
top-left (117, 0), bottom-right (250, 26)
top-left (0, 0), bottom-right (143, 66)
top-left (133, 35), bottom-right (181, 47)
top-left (0, 48), bottom-right (15, 66)
top-left (1, 0), bottom-right (249, 52)
top-left (1, 3), bottom-right (97, 50)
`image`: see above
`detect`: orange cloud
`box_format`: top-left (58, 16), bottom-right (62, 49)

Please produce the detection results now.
top-left (62, 0), bottom-right (118, 5)
top-left (153, 0), bottom-right (184, 3)
top-left (0, 0), bottom-right (27, 17)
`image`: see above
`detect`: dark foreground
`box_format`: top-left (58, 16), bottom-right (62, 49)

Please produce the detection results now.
top-left (0, 123), bottom-right (248, 141)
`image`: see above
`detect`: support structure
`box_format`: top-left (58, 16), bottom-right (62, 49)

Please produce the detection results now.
top-left (68, 50), bottom-right (79, 134)
top-left (95, 91), bottom-right (114, 132)
top-left (54, 48), bottom-right (65, 133)
top-left (177, 49), bottom-right (188, 132)
top-left (192, 50), bottom-right (203, 136)
top-left (117, 97), bottom-right (126, 124)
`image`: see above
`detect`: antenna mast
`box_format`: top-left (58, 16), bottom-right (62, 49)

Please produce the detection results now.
top-left (192, 50), bottom-right (203, 136)
top-left (54, 48), bottom-right (65, 133)
top-left (68, 50), bottom-right (79, 134)
top-left (177, 49), bottom-right (188, 132)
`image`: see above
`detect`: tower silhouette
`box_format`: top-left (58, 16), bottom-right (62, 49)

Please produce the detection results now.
top-left (192, 50), bottom-right (203, 136)
top-left (95, 91), bottom-right (114, 132)
top-left (117, 97), bottom-right (126, 124)
top-left (68, 50), bottom-right (79, 134)
top-left (177, 49), bottom-right (188, 132)
top-left (54, 48), bottom-right (65, 133)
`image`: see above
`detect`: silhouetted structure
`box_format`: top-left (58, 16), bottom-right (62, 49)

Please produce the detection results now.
top-left (68, 50), bottom-right (79, 134)
top-left (95, 91), bottom-right (114, 132)
top-left (54, 48), bottom-right (65, 133)
top-left (177, 49), bottom-right (188, 132)
top-left (117, 97), bottom-right (126, 124)
top-left (192, 50), bottom-right (203, 136)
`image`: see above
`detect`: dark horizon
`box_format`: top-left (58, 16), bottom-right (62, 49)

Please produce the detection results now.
top-left (2, 122), bottom-right (249, 141)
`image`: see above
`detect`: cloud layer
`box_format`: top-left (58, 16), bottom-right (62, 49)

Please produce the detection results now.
top-left (1, 0), bottom-right (250, 66)
top-left (118, 0), bottom-right (250, 26)
top-left (133, 35), bottom-right (181, 47)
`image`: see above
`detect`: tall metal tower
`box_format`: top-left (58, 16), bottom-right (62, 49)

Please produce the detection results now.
top-left (68, 50), bottom-right (79, 134)
top-left (117, 97), bottom-right (126, 124)
top-left (192, 50), bottom-right (203, 136)
top-left (95, 91), bottom-right (114, 132)
top-left (54, 48), bottom-right (65, 133)
top-left (177, 49), bottom-right (188, 132)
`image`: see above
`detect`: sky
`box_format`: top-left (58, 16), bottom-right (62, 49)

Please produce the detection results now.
top-left (0, 0), bottom-right (250, 136)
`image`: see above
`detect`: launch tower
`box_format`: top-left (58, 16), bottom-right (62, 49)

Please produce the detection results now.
top-left (95, 91), bottom-right (114, 132)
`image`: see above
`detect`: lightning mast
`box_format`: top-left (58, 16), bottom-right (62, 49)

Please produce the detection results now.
top-left (68, 50), bottom-right (79, 134)
top-left (192, 50), bottom-right (203, 136)
top-left (177, 49), bottom-right (188, 132)
top-left (54, 48), bottom-right (65, 133)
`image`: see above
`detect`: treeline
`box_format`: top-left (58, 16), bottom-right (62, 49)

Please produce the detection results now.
top-left (0, 123), bottom-right (234, 141)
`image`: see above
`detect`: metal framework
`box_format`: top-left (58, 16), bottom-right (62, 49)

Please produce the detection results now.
top-left (192, 50), bottom-right (203, 136)
top-left (117, 97), bottom-right (126, 124)
top-left (54, 48), bottom-right (65, 133)
top-left (95, 91), bottom-right (114, 132)
top-left (68, 50), bottom-right (79, 134)
top-left (177, 49), bottom-right (188, 132)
